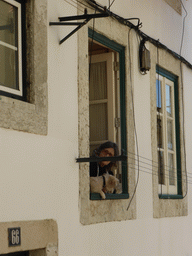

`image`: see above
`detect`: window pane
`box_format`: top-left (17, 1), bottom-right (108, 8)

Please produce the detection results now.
top-left (89, 103), bottom-right (108, 141)
top-left (157, 115), bottom-right (163, 149)
top-left (168, 153), bottom-right (175, 186)
top-left (158, 151), bottom-right (165, 185)
top-left (0, 44), bottom-right (18, 89)
top-left (89, 62), bottom-right (107, 101)
top-left (167, 119), bottom-right (173, 150)
top-left (166, 84), bottom-right (172, 117)
top-left (0, 0), bottom-right (19, 90)
top-left (0, 0), bottom-right (18, 47)
top-left (156, 79), bottom-right (162, 112)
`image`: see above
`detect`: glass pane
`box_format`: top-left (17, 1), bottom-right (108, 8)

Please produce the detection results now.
top-left (157, 115), bottom-right (163, 149)
top-left (156, 79), bottom-right (162, 112)
top-left (0, 44), bottom-right (18, 89)
top-left (158, 151), bottom-right (165, 185)
top-left (0, 0), bottom-right (18, 47)
top-left (168, 153), bottom-right (175, 186)
top-left (89, 103), bottom-right (108, 141)
top-left (166, 84), bottom-right (172, 117)
top-left (89, 61), bottom-right (107, 101)
top-left (167, 119), bottom-right (173, 150)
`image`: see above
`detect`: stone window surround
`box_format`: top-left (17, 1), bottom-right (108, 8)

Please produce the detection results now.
top-left (0, 219), bottom-right (58, 255)
top-left (78, 12), bottom-right (136, 224)
top-left (0, 0), bottom-right (48, 135)
top-left (150, 43), bottom-right (188, 218)
top-left (163, 0), bottom-right (182, 15)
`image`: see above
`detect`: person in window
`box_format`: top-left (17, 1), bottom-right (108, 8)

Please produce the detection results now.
top-left (90, 141), bottom-right (119, 177)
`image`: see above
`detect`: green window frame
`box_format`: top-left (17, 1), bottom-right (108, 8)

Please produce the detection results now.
top-left (156, 66), bottom-right (182, 199)
top-left (89, 28), bottom-right (128, 200)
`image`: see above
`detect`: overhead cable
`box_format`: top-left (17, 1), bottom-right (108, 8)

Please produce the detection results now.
top-left (86, 0), bottom-right (192, 70)
top-left (179, 0), bottom-right (188, 199)
top-left (126, 28), bottom-right (140, 211)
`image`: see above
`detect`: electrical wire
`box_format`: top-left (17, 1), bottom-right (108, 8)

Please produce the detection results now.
top-left (70, 0), bottom-right (83, 9)
top-left (179, 0), bottom-right (188, 199)
top-left (108, 0), bottom-right (116, 10)
top-left (126, 28), bottom-right (140, 211)
top-left (126, 164), bottom-right (191, 186)
top-left (179, 0), bottom-right (187, 56)
top-left (119, 153), bottom-right (192, 190)
top-left (124, 153), bottom-right (192, 181)
top-left (65, 0), bottom-right (189, 197)
top-left (126, 150), bottom-right (192, 179)
top-left (88, 9), bottom-right (96, 79)
top-left (180, 65), bottom-right (188, 199)
top-left (63, 0), bottom-right (84, 12)
top-left (63, 0), bottom-right (95, 13)
top-left (124, 158), bottom-right (192, 182)
top-left (66, 0), bottom-right (96, 12)
top-left (126, 164), bottom-right (192, 186)
top-left (86, 0), bottom-right (192, 70)
top-left (75, 0), bottom-right (96, 11)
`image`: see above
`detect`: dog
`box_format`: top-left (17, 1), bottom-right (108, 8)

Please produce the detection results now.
top-left (90, 172), bottom-right (121, 199)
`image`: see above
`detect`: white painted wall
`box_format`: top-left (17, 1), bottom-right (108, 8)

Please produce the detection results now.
top-left (1, 0), bottom-right (192, 255)
top-left (47, 1), bottom-right (192, 255)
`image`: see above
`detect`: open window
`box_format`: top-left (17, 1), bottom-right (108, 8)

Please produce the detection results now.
top-left (89, 51), bottom-right (119, 153)
top-left (89, 29), bottom-right (128, 200)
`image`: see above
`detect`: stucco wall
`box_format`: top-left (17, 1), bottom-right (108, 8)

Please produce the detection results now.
top-left (1, 0), bottom-right (192, 255)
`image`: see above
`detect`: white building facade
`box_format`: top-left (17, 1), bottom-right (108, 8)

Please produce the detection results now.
top-left (0, 0), bottom-right (192, 255)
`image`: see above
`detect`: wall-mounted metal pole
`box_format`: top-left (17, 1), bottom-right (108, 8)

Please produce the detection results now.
top-left (59, 18), bottom-right (91, 44)
top-left (59, 12), bottom-right (109, 22)
top-left (76, 154), bottom-right (127, 163)
top-left (49, 22), bottom-right (83, 26)
top-left (49, 10), bottom-right (109, 45)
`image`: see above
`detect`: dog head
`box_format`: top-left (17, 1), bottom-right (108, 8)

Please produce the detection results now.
top-left (104, 173), bottom-right (120, 194)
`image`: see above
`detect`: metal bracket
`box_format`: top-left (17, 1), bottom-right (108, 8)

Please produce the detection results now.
top-left (76, 150), bottom-right (127, 163)
top-left (49, 9), bottom-right (109, 45)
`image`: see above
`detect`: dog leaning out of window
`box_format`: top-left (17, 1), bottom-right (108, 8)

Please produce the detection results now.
top-left (90, 173), bottom-right (122, 199)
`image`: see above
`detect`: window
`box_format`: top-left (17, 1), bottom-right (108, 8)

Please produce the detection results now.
top-left (2, 252), bottom-right (29, 256)
top-left (156, 66), bottom-right (182, 198)
top-left (0, 0), bottom-right (24, 98)
top-left (0, 0), bottom-right (48, 135)
top-left (78, 20), bottom-right (136, 224)
top-left (89, 52), bottom-right (117, 153)
top-left (89, 29), bottom-right (128, 200)
top-left (151, 47), bottom-right (187, 218)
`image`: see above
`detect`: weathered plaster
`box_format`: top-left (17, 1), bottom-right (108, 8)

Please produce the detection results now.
top-left (150, 43), bottom-right (188, 218)
top-left (78, 3), bottom-right (136, 225)
top-left (0, 0), bottom-right (48, 135)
